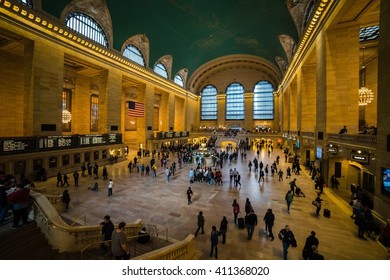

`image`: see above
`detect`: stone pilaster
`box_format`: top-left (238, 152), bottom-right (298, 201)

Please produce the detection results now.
top-left (30, 41), bottom-right (64, 136)
top-left (301, 64), bottom-right (316, 132)
top-left (375, 0), bottom-right (390, 217)
top-left (325, 25), bottom-right (360, 133)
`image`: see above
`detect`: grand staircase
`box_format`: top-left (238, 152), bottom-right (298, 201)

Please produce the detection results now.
top-left (0, 222), bottom-right (62, 260)
top-left (0, 222), bottom-right (173, 260)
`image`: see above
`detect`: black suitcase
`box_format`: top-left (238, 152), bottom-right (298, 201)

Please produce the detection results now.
top-left (238, 217), bottom-right (245, 229)
top-left (323, 204), bottom-right (331, 218)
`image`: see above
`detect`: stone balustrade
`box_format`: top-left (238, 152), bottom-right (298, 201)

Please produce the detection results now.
top-left (132, 234), bottom-right (199, 260)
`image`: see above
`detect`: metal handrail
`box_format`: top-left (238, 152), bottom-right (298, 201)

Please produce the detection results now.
top-left (80, 230), bottom-right (168, 260)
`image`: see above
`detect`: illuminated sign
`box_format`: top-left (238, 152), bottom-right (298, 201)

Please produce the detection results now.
top-left (326, 147), bottom-right (338, 154)
top-left (38, 136), bottom-right (78, 149)
top-left (0, 138), bottom-right (37, 153)
top-left (351, 154), bottom-right (369, 164)
top-left (0, 133), bottom-right (122, 155)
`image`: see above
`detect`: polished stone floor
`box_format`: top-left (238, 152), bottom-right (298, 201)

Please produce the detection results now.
top-left (33, 147), bottom-right (389, 260)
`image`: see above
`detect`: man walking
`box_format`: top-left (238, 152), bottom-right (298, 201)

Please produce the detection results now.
top-left (263, 208), bottom-right (275, 241)
top-left (210, 225), bottom-right (219, 259)
top-left (245, 210), bottom-right (258, 240)
top-left (289, 178), bottom-right (297, 195)
top-left (195, 211), bottom-right (205, 237)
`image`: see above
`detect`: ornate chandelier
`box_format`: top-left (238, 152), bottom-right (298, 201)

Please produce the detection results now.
top-left (62, 109), bottom-right (72, 124)
top-left (358, 85), bottom-right (374, 106)
top-left (358, 46), bottom-right (374, 106)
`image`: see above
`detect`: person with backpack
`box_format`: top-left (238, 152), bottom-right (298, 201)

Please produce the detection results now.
top-left (285, 190), bottom-right (294, 214)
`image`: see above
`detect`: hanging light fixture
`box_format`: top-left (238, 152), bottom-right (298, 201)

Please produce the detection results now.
top-left (358, 45), bottom-right (374, 106)
top-left (62, 109), bottom-right (72, 123)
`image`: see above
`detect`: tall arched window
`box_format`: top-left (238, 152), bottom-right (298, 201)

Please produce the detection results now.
top-left (65, 13), bottom-right (108, 48)
top-left (123, 45), bottom-right (145, 66)
top-left (253, 81), bottom-right (274, 120)
top-left (154, 63), bottom-right (168, 78)
top-left (226, 83), bottom-right (245, 120)
top-left (201, 85), bottom-right (218, 120)
top-left (174, 74), bottom-right (184, 87)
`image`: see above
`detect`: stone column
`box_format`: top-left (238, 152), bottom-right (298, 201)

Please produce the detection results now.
top-left (375, 0), bottom-right (390, 217)
top-left (27, 41), bottom-right (64, 135)
top-left (101, 68), bottom-right (122, 133)
top-left (316, 29), bottom-right (327, 142)
top-left (325, 25), bottom-right (360, 133)
top-left (142, 83), bottom-right (155, 143)
top-left (244, 92), bottom-right (253, 130)
top-left (301, 64), bottom-right (316, 132)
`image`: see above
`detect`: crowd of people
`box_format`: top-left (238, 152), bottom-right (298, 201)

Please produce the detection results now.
top-left (1, 138), bottom-right (385, 260)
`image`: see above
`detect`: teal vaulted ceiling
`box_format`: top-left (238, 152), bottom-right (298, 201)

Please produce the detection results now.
top-left (40, 0), bottom-right (298, 78)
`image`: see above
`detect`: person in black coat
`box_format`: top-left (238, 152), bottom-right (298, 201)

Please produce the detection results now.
top-left (62, 189), bottom-right (70, 209)
top-left (245, 210), bottom-right (258, 240)
top-left (302, 231), bottom-right (319, 259)
top-left (210, 225), bottom-right (219, 259)
top-left (195, 211), bottom-right (205, 237)
top-left (263, 208), bottom-right (275, 241)
top-left (100, 215), bottom-right (114, 253)
top-left (219, 216), bottom-right (228, 244)
top-left (187, 187), bottom-right (193, 205)
top-left (279, 225), bottom-right (296, 260)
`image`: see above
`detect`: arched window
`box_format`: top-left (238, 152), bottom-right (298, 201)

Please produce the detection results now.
top-left (154, 63), bottom-right (168, 78)
top-left (253, 81), bottom-right (274, 120)
top-left (65, 13), bottom-right (108, 48)
top-left (123, 45), bottom-right (145, 66)
top-left (18, 0), bottom-right (33, 8)
top-left (201, 85), bottom-right (218, 120)
top-left (226, 83), bottom-right (245, 120)
top-left (174, 74), bottom-right (184, 87)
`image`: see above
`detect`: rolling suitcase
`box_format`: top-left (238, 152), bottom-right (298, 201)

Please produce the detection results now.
top-left (323, 204), bottom-right (331, 218)
top-left (238, 217), bottom-right (245, 229)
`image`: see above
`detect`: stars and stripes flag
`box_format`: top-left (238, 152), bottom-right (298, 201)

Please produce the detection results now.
top-left (127, 101), bottom-right (144, 117)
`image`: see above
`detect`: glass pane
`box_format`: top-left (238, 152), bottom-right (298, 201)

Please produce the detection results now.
top-left (123, 45), bottom-right (145, 66)
top-left (174, 75), bottom-right (184, 87)
top-left (154, 63), bottom-right (168, 78)
top-left (253, 81), bottom-right (274, 120)
top-left (201, 85), bottom-right (218, 120)
top-left (226, 83), bottom-right (244, 120)
top-left (65, 13), bottom-right (108, 48)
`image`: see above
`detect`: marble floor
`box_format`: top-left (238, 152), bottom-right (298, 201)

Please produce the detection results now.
top-left (32, 148), bottom-right (389, 260)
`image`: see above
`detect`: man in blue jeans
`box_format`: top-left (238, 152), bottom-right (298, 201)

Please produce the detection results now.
top-left (245, 210), bottom-right (258, 240)
top-left (279, 225), bottom-right (295, 260)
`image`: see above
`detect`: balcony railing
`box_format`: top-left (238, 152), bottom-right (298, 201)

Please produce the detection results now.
top-left (328, 133), bottom-right (376, 147)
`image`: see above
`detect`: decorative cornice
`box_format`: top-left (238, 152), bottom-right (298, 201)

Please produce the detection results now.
top-left (277, 0), bottom-right (336, 95)
top-left (0, 0), bottom-right (197, 100)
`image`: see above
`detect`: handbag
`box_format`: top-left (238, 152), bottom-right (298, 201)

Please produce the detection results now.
top-left (312, 200), bottom-right (320, 207)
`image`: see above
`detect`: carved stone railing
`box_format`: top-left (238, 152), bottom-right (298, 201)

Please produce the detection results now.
top-left (30, 191), bottom-right (143, 252)
top-left (132, 234), bottom-right (200, 260)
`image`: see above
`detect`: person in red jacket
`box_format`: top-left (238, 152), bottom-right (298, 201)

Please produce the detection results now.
top-left (7, 184), bottom-right (30, 229)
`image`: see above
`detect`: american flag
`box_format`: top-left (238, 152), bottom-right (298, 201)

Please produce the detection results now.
top-left (127, 101), bottom-right (145, 117)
